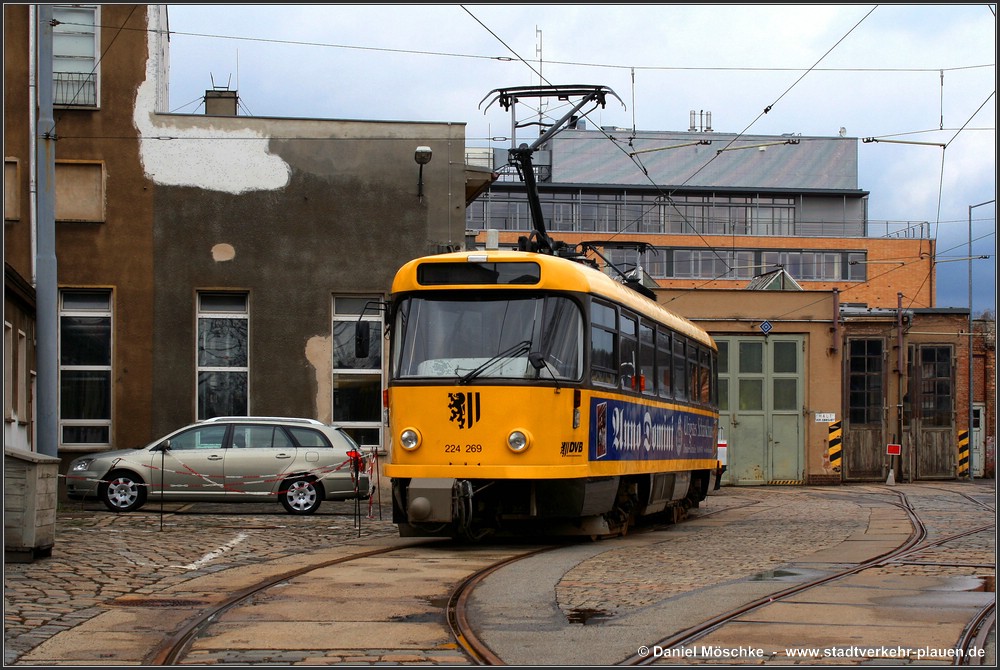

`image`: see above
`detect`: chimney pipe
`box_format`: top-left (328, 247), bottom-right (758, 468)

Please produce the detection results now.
top-left (205, 89), bottom-right (238, 116)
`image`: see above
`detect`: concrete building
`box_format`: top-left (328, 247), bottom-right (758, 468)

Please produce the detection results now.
top-left (465, 102), bottom-right (988, 484)
top-left (3, 5), bottom-right (490, 492)
top-left (466, 126), bottom-right (936, 310)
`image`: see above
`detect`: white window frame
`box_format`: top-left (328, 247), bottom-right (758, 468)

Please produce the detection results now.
top-left (4, 322), bottom-right (12, 421)
top-left (52, 4), bottom-right (100, 108)
top-left (58, 288), bottom-right (113, 449)
top-left (332, 295), bottom-right (385, 452)
top-left (196, 292), bottom-right (250, 420)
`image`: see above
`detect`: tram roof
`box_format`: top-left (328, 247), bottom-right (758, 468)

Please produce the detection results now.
top-left (392, 250), bottom-right (715, 349)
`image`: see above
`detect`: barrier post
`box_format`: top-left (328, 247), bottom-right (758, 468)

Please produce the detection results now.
top-left (347, 450), bottom-right (363, 536)
top-left (367, 447), bottom-right (382, 520)
top-left (714, 429), bottom-right (727, 491)
top-left (886, 441), bottom-right (902, 486)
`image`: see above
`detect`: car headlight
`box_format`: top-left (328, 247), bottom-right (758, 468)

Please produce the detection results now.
top-left (70, 458), bottom-right (95, 472)
top-left (507, 430), bottom-right (530, 453)
top-left (400, 428), bottom-right (420, 451)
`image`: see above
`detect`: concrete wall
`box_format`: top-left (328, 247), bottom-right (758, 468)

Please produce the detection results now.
top-left (4, 5), bottom-right (157, 459)
top-left (658, 288), bottom-right (842, 483)
top-left (147, 120), bottom-right (467, 434)
top-left (6, 4), bottom-right (468, 460)
top-left (135, 12), bottom-right (467, 436)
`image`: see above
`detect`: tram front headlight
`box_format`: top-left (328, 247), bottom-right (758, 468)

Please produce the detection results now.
top-left (400, 428), bottom-right (421, 451)
top-left (507, 430), bottom-right (530, 453)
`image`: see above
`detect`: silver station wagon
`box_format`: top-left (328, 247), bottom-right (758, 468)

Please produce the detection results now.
top-left (67, 417), bottom-right (370, 515)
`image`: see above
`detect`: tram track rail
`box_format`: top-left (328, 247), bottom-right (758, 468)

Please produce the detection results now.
top-left (154, 495), bottom-right (757, 665)
top-left (13, 485), bottom-right (988, 666)
top-left (147, 537), bottom-right (573, 666)
top-left (619, 486), bottom-right (995, 666)
top-left (447, 495), bottom-right (767, 665)
top-left (909, 484), bottom-right (996, 666)
top-left (956, 604), bottom-right (996, 666)
top-left (447, 546), bottom-right (559, 665)
top-left (146, 540), bottom-right (436, 665)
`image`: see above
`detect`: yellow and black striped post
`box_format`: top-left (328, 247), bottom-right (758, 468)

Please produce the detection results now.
top-left (828, 420), bottom-right (842, 473)
top-left (958, 429), bottom-right (970, 478)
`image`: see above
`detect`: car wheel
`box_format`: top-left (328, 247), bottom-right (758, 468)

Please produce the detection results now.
top-left (99, 471), bottom-right (147, 513)
top-left (280, 477), bottom-right (323, 515)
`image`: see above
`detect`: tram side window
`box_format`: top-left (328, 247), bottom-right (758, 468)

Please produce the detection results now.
top-left (710, 349), bottom-right (719, 404)
top-left (657, 328), bottom-right (672, 399)
top-left (688, 341), bottom-right (700, 404)
top-left (591, 301), bottom-right (617, 386)
top-left (698, 347), bottom-right (712, 404)
top-left (539, 296), bottom-right (583, 379)
top-left (620, 313), bottom-right (638, 391)
top-left (639, 322), bottom-right (656, 395)
top-left (673, 336), bottom-right (688, 401)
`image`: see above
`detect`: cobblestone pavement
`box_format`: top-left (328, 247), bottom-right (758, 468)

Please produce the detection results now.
top-left (555, 485), bottom-right (872, 615)
top-left (3, 496), bottom-right (398, 666)
top-left (4, 481), bottom-right (995, 666)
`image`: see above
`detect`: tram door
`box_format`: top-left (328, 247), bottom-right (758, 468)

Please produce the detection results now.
top-left (716, 337), bottom-right (804, 485)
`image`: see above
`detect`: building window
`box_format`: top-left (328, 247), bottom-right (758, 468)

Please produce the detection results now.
top-left (17, 330), bottom-right (28, 419)
top-left (4, 160), bottom-right (20, 221)
top-left (197, 292), bottom-right (248, 420)
top-left (847, 339), bottom-right (883, 425)
top-left (716, 339), bottom-right (729, 412)
top-left (53, 5), bottom-right (99, 107)
top-left (847, 252), bottom-right (866, 281)
top-left (55, 161), bottom-right (106, 222)
top-left (59, 289), bottom-right (111, 446)
top-left (4, 323), bottom-right (12, 420)
top-left (332, 296), bottom-right (384, 450)
top-left (916, 346), bottom-right (953, 428)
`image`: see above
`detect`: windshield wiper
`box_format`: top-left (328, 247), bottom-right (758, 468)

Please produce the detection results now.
top-left (457, 339), bottom-right (532, 384)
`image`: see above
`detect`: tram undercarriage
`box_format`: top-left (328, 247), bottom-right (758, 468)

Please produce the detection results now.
top-left (391, 471), bottom-right (715, 540)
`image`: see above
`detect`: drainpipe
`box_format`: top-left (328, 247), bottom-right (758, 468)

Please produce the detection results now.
top-left (28, 5), bottom-right (37, 283)
top-left (831, 288), bottom-right (840, 354)
top-left (897, 292), bottom-right (907, 482)
top-left (35, 5), bottom-right (59, 457)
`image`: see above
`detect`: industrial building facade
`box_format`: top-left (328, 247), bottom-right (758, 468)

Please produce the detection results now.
top-left (464, 121), bottom-right (988, 483)
top-left (5, 5), bottom-right (992, 498)
top-left (4, 5), bottom-right (485, 488)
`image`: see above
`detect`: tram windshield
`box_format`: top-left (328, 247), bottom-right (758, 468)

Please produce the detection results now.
top-left (393, 294), bottom-right (583, 381)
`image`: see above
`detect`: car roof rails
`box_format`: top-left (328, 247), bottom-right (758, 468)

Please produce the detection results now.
top-left (201, 416), bottom-right (326, 425)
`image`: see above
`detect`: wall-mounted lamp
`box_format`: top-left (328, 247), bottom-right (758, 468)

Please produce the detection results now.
top-left (414, 146), bottom-right (432, 199)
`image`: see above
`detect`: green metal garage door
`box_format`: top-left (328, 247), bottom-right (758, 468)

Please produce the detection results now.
top-left (716, 336), bottom-right (804, 485)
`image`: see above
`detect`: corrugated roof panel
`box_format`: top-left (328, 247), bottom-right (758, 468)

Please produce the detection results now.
top-left (546, 131), bottom-right (859, 191)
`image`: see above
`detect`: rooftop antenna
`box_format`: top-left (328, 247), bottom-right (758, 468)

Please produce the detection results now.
top-left (209, 72), bottom-right (232, 91)
top-left (535, 27), bottom-right (545, 135)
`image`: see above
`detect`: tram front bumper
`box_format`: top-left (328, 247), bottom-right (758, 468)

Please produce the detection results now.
top-left (404, 478), bottom-right (456, 523)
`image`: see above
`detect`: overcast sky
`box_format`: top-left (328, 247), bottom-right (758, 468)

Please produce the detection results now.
top-left (164, 4), bottom-right (996, 315)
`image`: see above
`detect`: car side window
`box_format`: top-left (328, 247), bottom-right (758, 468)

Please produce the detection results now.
top-left (287, 427), bottom-right (331, 448)
top-left (231, 425), bottom-right (294, 449)
top-left (166, 425), bottom-right (228, 450)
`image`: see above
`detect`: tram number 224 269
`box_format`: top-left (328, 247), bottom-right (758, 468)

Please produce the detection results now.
top-left (445, 444), bottom-right (483, 453)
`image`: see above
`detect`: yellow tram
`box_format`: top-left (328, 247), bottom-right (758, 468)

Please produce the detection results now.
top-left (384, 249), bottom-right (720, 539)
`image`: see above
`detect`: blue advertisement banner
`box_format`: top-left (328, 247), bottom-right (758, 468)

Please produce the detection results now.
top-left (590, 397), bottom-right (716, 461)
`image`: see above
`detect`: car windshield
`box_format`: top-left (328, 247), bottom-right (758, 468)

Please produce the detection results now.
top-left (392, 294), bottom-right (582, 381)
